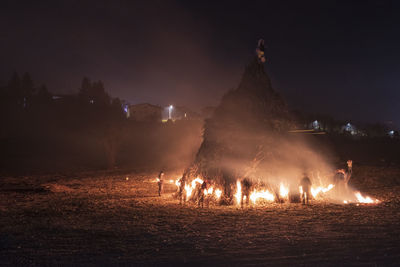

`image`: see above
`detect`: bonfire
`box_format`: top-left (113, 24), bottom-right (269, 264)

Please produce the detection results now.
top-left (174, 40), bottom-right (379, 206)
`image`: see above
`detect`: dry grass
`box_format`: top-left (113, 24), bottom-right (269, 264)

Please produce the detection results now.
top-left (1, 166), bottom-right (400, 266)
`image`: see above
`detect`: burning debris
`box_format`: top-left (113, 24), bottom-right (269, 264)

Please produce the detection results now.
top-left (169, 172), bottom-right (379, 206)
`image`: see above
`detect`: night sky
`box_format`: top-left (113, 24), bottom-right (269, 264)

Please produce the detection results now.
top-left (1, 0), bottom-right (399, 127)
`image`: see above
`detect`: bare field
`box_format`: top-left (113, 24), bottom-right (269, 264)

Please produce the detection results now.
top-left (1, 166), bottom-right (400, 266)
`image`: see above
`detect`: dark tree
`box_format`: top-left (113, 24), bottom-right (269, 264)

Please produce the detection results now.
top-left (79, 77), bottom-right (110, 106)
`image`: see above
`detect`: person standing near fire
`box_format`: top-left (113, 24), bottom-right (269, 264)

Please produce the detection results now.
top-left (157, 170), bottom-right (165, 196)
top-left (178, 173), bottom-right (187, 204)
top-left (198, 180), bottom-right (208, 208)
top-left (344, 160), bottom-right (353, 190)
top-left (300, 173), bottom-right (312, 205)
top-left (335, 160), bottom-right (352, 194)
top-left (241, 178), bottom-right (252, 208)
top-left (256, 39), bottom-right (266, 63)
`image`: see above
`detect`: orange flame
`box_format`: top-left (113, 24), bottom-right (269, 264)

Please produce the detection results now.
top-left (249, 189), bottom-right (275, 203)
top-left (311, 184), bottom-right (334, 198)
top-left (279, 183), bottom-right (289, 198)
top-left (354, 192), bottom-right (379, 204)
top-left (171, 175), bottom-right (379, 206)
top-left (215, 189), bottom-right (222, 200)
top-left (235, 180), bottom-right (242, 205)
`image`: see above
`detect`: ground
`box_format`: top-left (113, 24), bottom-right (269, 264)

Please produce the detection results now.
top-left (1, 166), bottom-right (400, 266)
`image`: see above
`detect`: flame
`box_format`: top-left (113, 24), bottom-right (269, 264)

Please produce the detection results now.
top-left (235, 180), bottom-right (242, 205)
top-left (215, 189), bottom-right (222, 200)
top-left (343, 192), bottom-right (379, 204)
top-left (311, 184), bottom-right (334, 198)
top-left (185, 184), bottom-right (193, 198)
top-left (204, 186), bottom-right (214, 196)
top-left (170, 174), bottom-right (379, 206)
top-left (354, 192), bottom-right (379, 204)
top-left (279, 183), bottom-right (289, 198)
top-left (206, 187), bottom-right (214, 195)
top-left (188, 178), bottom-right (201, 198)
top-left (249, 189), bottom-right (275, 204)
top-left (173, 176), bottom-right (224, 201)
top-left (192, 177), bottom-right (203, 188)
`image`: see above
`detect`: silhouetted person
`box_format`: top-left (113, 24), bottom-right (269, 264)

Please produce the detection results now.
top-left (158, 170), bottom-right (164, 196)
top-left (198, 180), bottom-right (208, 208)
top-left (300, 174), bottom-right (312, 205)
top-left (178, 173), bottom-right (187, 204)
top-left (256, 39), bottom-right (266, 63)
top-left (344, 160), bottom-right (352, 190)
top-left (241, 178), bottom-right (252, 208)
top-left (335, 160), bottom-right (352, 195)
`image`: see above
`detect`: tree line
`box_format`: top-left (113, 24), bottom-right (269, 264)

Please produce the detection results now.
top-left (0, 72), bottom-right (203, 173)
top-left (0, 72), bottom-right (126, 171)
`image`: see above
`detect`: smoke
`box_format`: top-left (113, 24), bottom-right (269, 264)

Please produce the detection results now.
top-left (196, 119), bottom-right (364, 203)
top-left (187, 56), bottom-right (364, 204)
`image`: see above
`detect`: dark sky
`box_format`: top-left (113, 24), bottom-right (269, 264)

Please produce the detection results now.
top-left (1, 0), bottom-right (399, 127)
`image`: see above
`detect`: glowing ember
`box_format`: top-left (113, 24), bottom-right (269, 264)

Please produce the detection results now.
top-left (250, 189), bottom-right (275, 204)
top-left (279, 183), bottom-right (289, 198)
top-left (235, 180), bottom-right (242, 205)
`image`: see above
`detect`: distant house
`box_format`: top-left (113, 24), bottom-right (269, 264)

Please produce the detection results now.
top-left (161, 105), bottom-right (201, 122)
top-left (128, 103), bottom-right (162, 122)
top-left (173, 106), bottom-right (201, 120)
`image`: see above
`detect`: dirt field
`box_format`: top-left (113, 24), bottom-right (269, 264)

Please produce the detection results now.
top-left (1, 166), bottom-right (400, 266)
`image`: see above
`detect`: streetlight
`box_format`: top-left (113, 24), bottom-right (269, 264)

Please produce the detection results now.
top-left (168, 105), bottom-right (173, 120)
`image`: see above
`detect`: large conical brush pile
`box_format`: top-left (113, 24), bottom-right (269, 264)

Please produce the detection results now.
top-left (185, 47), bottom-right (296, 203)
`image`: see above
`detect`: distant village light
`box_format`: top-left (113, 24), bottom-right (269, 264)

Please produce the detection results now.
top-left (168, 105), bottom-right (173, 119)
top-left (123, 104), bottom-right (130, 118)
top-left (312, 120), bottom-right (319, 130)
